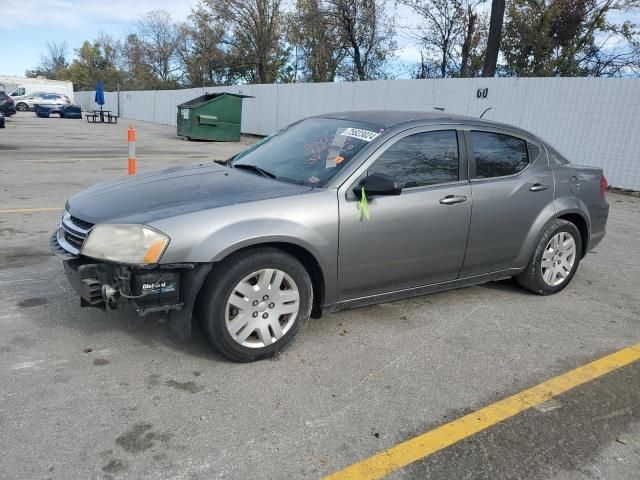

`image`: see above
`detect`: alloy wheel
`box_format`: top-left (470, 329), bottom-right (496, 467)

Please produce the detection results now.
top-left (225, 268), bottom-right (300, 348)
top-left (541, 231), bottom-right (577, 287)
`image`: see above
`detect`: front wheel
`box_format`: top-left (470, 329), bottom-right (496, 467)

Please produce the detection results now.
top-left (516, 219), bottom-right (582, 295)
top-left (198, 248), bottom-right (313, 362)
top-left (16, 103), bottom-right (28, 112)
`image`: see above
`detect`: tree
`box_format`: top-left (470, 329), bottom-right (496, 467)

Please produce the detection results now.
top-left (25, 41), bottom-right (68, 79)
top-left (460, 5), bottom-right (478, 75)
top-left (402, 0), bottom-right (465, 77)
top-left (202, 0), bottom-right (289, 84)
top-left (136, 10), bottom-right (185, 87)
top-left (288, 0), bottom-right (348, 82)
top-left (120, 34), bottom-right (156, 89)
top-left (482, 0), bottom-right (505, 76)
top-left (328, 0), bottom-right (397, 80)
top-left (502, 0), bottom-right (640, 76)
top-left (62, 39), bottom-right (121, 90)
top-left (179, 6), bottom-right (231, 86)
top-left (402, 0), bottom-right (486, 77)
top-left (461, 6), bottom-right (489, 76)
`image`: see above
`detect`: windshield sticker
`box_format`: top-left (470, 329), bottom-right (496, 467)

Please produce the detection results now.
top-left (334, 155), bottom-right (345, 164)
top-left (340, 128), bottom-right (380, 142)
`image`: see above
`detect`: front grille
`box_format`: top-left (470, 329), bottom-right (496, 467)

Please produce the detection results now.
top-left (57, 211), bottom-right (94, 255)
top-left (69, 215), bottom-right (94, 231)
top-left (64, 230), bottom-right (84, 248)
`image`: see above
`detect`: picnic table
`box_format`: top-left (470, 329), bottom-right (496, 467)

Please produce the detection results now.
top-left (87, 109), bottom-right (118, 124)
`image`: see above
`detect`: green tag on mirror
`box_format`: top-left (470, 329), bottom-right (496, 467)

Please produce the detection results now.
top-left (359, 186), bottom-right (370, 221)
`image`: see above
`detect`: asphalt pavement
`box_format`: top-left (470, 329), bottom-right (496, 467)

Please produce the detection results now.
top-left (1, 112), bottom-right (639, 479)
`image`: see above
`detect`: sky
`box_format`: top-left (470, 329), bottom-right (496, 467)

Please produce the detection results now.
top-left (2, 1), bottom-right (636, 79)
top-left (1, 0), bottom-right (423, 78)
top-left (1, 0), bottom-right (196, 76)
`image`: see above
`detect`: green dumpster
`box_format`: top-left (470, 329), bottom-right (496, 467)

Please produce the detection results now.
top-left (176, 93), bottom-right (252, 142)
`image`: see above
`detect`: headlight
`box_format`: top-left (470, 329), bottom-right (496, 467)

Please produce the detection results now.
top-left (81, 225), bottom-right (170, 265)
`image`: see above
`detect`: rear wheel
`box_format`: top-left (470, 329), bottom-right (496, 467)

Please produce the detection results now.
top-left (516, 219), bottom-right (582, 295)
top-left (16, 103), bottom-right (28, 112)
top-left (199, 247), bottom-right (312, 362)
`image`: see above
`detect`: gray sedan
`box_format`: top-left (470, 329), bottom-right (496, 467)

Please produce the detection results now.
top-left (51, 111), bottom-right (609, 362)
top-left (14, 92), bottom-right (70, 112)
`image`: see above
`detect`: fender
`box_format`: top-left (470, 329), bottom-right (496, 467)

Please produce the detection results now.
top-left (202, 219), bottom-right (332, 264)
top-left (512, 201), bottom-right (558, 270)
top-left (194, 219), bottom-right (337, 316)
top-left (553, 195), bottom-right (592, 253)
top-left (514, 200), bottom-right (591, 269)
top-left (151, 191), bottom-right (340, 313)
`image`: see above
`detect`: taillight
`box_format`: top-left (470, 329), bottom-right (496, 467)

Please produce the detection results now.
top-left (600, 175), bottom-right (608, 199)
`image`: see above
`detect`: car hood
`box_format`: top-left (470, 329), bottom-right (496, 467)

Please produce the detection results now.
top-left (66, 163), bottom-right (313, 224)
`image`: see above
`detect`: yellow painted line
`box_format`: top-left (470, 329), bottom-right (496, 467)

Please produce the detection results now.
top-left (0, 207), bottom-right (62, 213)
top-left (326, 342), bottom-right (640, 480)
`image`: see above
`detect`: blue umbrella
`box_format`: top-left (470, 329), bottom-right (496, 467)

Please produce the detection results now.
top-left (94, 80), bottom-right (105, 108)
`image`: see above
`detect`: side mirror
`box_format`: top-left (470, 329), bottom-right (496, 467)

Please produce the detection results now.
top-left (353, 173), bottom-right (403, 198)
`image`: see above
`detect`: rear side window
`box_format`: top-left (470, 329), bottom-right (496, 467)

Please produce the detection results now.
top-left (471, 131), bottom-right (529, 178)
top-left (527, 143), bottom-right (541, 162)
top-left (548, 147), bottom-right (570, 165)
top-left (369, 130), bottom-right (459, 188)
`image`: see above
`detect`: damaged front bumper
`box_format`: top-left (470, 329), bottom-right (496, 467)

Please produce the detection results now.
top-left (50, 232), bottom-right (212, 338)
top-left (61, 256), bottom-right (187, 315)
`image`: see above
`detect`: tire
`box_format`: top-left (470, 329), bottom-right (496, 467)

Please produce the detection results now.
top-left (16, 103), bottom-right (28, 112)
top-left (198, 247), bottom-right (313, 362)
top-left (516, 219), bottom-right (582, 295)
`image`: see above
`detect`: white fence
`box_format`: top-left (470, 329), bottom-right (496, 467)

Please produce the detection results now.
top-left (76, 78), bottom-right (640, 190)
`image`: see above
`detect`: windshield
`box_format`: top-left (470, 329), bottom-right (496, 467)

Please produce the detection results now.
top-left (231, 117), bottom-right (384, 187)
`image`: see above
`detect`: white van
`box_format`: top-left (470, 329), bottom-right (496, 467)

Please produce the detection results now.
top-left (7, 80), bottom-right (74, 105)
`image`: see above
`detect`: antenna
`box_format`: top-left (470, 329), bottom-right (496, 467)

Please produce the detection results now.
top-left (480, 107), bottom-right (493, 118)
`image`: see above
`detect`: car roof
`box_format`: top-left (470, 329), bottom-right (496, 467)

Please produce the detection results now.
top-left (314, 110), bottom-right (537, 139)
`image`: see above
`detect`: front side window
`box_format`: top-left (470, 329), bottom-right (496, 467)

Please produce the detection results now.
top-left (471, 131), bottom-right (529, 178)
top-left (11, 88), bottom-right (25, 96)
top-left (232, 117), bottom-right (384, 187)
top-left (368, 130), bottom-right (459, 188)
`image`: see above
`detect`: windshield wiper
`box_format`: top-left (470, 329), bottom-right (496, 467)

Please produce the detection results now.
top-left (233, 163), bottom-right (276, 179)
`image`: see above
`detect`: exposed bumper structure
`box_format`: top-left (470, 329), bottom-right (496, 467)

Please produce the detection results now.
top-left (50, 229), bottom-right (212, 338)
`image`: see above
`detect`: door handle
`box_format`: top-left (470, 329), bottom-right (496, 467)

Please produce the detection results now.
top-left (529, 183), bottom-right (550, 192)
top-left (439, 195), bottom-right (467, 205)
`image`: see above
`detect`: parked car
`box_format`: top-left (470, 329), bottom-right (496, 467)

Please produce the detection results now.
top-left (15, 92), bottom-right (70, 112)
top-left (6, 79), bottom-right (75, 103)
top-left (35, 104), bottom-right (82, 119)
top-left (0, 91), bottom-right (16, 116)
top-left (50, 111), bottom-right (609, 362)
